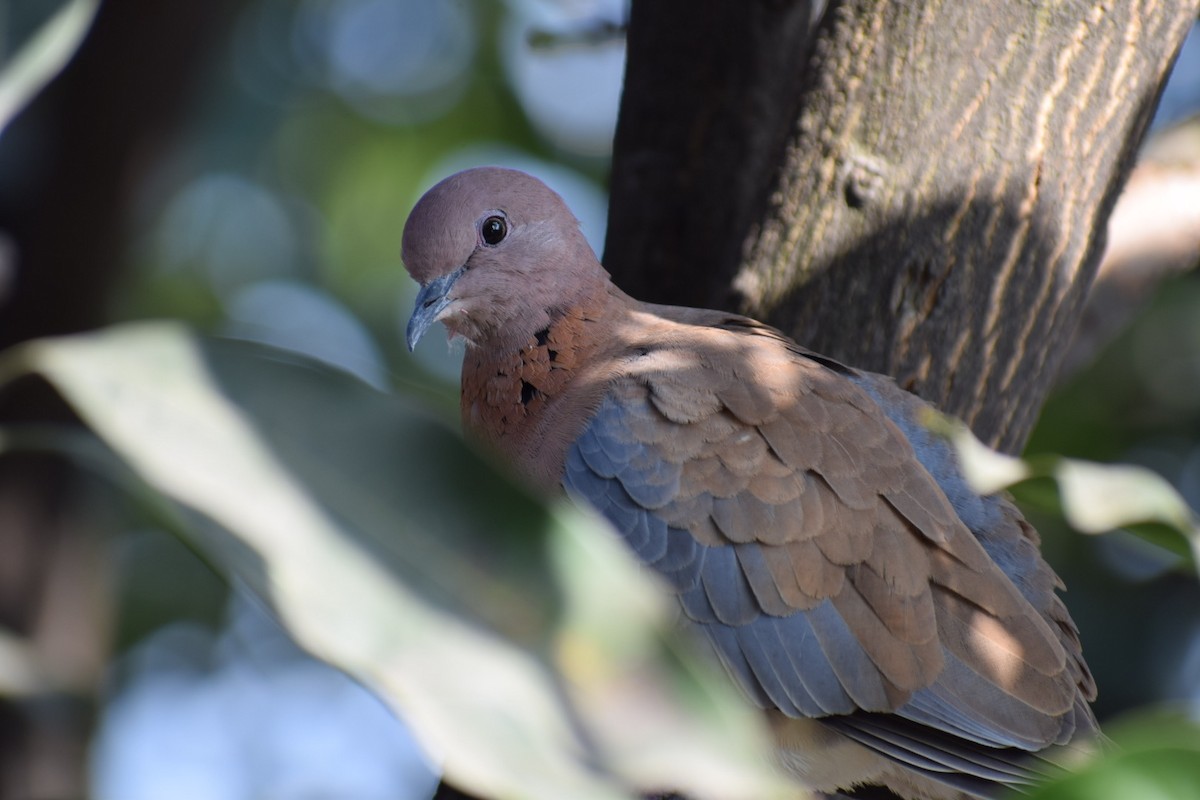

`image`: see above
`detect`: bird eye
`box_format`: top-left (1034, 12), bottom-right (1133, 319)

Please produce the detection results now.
top-left (481, 215), bottom-right (507, 246)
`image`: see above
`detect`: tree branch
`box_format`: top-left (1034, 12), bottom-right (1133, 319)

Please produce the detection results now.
top-left (1061, 118), bottom-right (1200, 379)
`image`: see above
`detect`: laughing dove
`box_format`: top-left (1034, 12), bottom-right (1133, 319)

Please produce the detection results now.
top-left (402, 167), bottom-right (1098, 800)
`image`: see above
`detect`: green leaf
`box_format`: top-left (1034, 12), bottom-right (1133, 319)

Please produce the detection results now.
top-left (1053, 460), bottom-right (1196, 535)
top-left (0, 322), bottom-right (790, 800)
top-left (921, 408), bottom-right (1033, 495)
top-left (0, 0), bottom-right (100, 134)
top-left (933, 412), bottom-right (1200, 568)
top-left (1025, 711), bottom-right (1200, 800)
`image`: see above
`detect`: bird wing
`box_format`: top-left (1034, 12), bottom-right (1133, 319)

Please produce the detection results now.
top-left (560, 315), bottom-right (1084, 783)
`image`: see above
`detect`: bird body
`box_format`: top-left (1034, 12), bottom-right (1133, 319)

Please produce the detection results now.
top-left (402, 167), bottom-right (1098, 800)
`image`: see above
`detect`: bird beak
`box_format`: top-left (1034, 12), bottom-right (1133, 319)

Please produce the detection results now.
top-left (406, 266), bottom-right (465, 351)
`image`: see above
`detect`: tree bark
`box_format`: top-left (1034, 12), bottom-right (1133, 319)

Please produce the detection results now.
top-left (607, 0), bottom-right (1199, 453)
top-left (606, 0), bottom-right (824, 313)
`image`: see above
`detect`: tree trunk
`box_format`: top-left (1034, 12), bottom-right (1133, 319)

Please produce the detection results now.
top-left (606, 0), bottom-right (1199, 453)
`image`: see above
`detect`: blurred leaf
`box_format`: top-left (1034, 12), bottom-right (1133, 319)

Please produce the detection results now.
top-left (1054, 460), bottom-right (1195, 535)
top-left (0, 627), bottom-right (47, 698)
top-left (0, 322), bottom-right (790, 800)
top-left (1025, 710), bottom-right (1200, 800)
top-left (933, 412), bottom-right (1200, 568)
top-left (0, 0), bottom-right (100, 134)
top-left (527, 20), bottom-right (627, 52)
top-left (922, 409), bottom-right (1034, 494)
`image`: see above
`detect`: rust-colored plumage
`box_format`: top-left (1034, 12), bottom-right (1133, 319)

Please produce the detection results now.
top-left (403, 167), bottom-right (1098, 800)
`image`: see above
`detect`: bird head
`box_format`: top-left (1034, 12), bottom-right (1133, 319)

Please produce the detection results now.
top-left (402, 167), bottom-right (604, 352)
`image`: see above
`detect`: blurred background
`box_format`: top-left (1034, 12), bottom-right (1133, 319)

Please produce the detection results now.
top-left (0, 1), bottom-right (1196, 798)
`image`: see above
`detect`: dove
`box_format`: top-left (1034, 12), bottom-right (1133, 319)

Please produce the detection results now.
top-left (402, 166), bottom-right (1098, 799)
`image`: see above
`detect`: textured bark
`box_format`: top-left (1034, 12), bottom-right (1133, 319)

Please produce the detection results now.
top-left (607, 0), bottom-right (1199, 453)
top-left (606, 1), bottom-right (824, 310)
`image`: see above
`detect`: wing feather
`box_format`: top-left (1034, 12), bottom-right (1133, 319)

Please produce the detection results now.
top-left (560, 321), bottom-right (1094, 795)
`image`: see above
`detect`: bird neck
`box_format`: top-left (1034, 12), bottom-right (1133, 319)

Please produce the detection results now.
top-left (459, 283), bottom-right (627, 488)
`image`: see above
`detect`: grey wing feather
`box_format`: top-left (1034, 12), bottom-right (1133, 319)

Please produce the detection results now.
top-left (563, 389), bottom-right (1087, 798)
top-left (564, 395), bottom-right (899, 719)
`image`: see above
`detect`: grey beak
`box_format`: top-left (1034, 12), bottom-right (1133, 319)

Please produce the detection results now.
top-left (406, 266), bottom-right (465, 351)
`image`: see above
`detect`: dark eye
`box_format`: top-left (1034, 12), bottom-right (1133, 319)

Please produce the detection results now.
top-left (481, 215), bottom-right (507, 246)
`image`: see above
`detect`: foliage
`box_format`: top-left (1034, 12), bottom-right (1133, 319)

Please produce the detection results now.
top-left (0, 322), bottom-right (789, 800)
top-left (0, 0), bottom-right (97, 134)
top-left (937, 411), bottom-right (1199, 565)
top-left (1025, 711), bottom-right (1200, 800)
